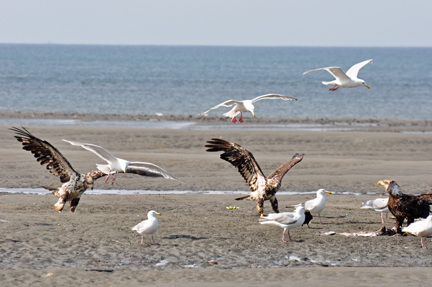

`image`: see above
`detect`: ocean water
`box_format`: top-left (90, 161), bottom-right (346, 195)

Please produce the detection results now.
top-left (1, 44), bottom-right (431, 119)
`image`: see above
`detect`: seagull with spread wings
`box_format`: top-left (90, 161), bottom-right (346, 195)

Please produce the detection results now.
top-left (205, 138), bottom-right (304, 215)
top-left (63, 140), bottom-right (181, 185)
top-left (303, 59), bottom-right (373, 91)
top-left (11, 127), bottom-right (106, 212)
top-left (198, 94), bottom-right (298, 123)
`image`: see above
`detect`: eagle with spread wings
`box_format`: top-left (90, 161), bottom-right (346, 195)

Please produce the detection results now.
top-left (205, 138), bottom-right (304, 215)
top-left (11, 127), bottom-right (106, 212)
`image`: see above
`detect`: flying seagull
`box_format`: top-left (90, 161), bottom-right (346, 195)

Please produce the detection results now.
top-left (260, 206), bottom-right (307, 243)
top-left (11, 127), bottom-right (106, 212)
top-left (131, 210), bottom-right (161, 245)
top-left (63, 140), bottom-right (181, 184)
top-left (205, 138), bottom-right (304, 215)
top-left (303, 59), bottom-right (373, 91)
top-left (198, 94), bottom-right (298, 123)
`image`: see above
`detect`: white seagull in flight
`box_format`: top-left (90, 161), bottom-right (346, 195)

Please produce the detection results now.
top-left (198, 94), bottom-right (298, 123)
top-left (303, 59), bottom-right (373, 91)
top-left (63, 140), bottom-right (181, 184)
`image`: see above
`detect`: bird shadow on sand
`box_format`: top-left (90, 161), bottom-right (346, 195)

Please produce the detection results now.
top-left (163, 235), bottom-right (208, 241)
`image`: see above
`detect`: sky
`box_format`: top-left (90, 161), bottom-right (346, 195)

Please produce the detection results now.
top-left (1, 0), bottom-right (431, 47)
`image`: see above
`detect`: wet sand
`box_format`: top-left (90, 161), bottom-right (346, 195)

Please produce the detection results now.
top-left (1, 118), bottom-right (432, 286)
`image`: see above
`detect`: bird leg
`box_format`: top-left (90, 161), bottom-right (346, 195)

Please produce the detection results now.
top-left (239, 113), bottom-right (243, 123)
top-left (269, 196), bottom-right (280, 213)
top-left (231, 116), bottom-right (237, 123)
top-left (111, 173), bottom-right (117, 185)
top-left (152, 235), bottom-right (157, 245)
top-left (282, 229), bottom-right (288, 243)
top-left (381, 213), bottom-right (385, 224)
top-left (256, 196), bottom-right (265, 215)
top-left (421, 237), bottom-right (428, 249)
top-left (318, 213), bottom-right (324, 224)
top-left (104, 173), bottom-right (110, 183)
top-left (140, 235), bottom-right (144, 244)
top-left (328, 85), bottom-right (339, 91)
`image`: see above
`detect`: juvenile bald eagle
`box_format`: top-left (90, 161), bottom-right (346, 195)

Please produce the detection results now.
top-left (11, 127), bottom-right (107, 212)
top-left (377, 179), bottom-right (431, 233)
top-left (205, 138), bottom-right (304, 215)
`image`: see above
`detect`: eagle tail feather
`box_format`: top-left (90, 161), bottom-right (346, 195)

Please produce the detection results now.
top-left (235, 194), bottom-right (250, 201)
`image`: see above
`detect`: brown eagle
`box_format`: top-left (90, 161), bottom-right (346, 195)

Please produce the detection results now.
top-left (377, 179), bottom-right (431, 233)
top-left (11, 127), bottom-right (107, 212)
top-left (205, 138), bottom-right (304, 215)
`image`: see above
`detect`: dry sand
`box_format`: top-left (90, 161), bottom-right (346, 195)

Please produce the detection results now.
top-left (1, 119), bottom-right (432, 286)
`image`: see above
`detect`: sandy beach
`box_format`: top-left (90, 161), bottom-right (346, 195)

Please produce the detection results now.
top-left (1, 115), bottom-right (432, 286)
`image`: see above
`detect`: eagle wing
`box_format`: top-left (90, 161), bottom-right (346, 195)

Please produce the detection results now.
top-left (267, 153), bottom-right (304, 182)
top-left (11, 127), bottom-right (78, 183)
top-left (205, 138), bottom-right (266, 192)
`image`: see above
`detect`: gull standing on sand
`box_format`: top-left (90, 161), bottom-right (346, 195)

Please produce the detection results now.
top-left (132, 210), bottom-right (161, 245)
top-left (303, 59), bottom-right (372, 91)
top-left (402, 216), bottom-right (432, 249)
top-left (63, 140), bottom-right (181, 185)
top-left (259, 206), bottom-right (307, 243)
top-left (361, 198), bottom-right (390, 224)
top-left (198, 94), bottom-right (298, 123)
top-left (294, 189), bottom-right (332, 224)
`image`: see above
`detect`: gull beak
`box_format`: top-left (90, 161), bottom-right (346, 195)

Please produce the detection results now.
top-left (252, 111), bottom-right (255, 117)
top-left (326, 191), bottom-right (332, 194)
top-left (156, 212), bottom-right (161, 216)
top-left (366, 85), bottom-right (370, 89)
top-left (123, 169), bottom-right (127, 173)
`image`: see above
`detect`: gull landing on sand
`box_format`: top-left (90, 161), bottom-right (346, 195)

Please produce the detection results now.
top-left (198, 94), bottom-right (298, 123)
top-left (259, 206), bottom-right (307, 243)
top-left (132, 210), bottom-right (161, 245)
top-left (303, 59), bottom-right (372, 91)
top-left (63, 140), bottom-right (181, 185)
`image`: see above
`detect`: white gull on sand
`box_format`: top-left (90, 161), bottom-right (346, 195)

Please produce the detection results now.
top-left (402, 216), bottom-right (432, 249)
top-left (132, 210), bottom-right (161, 245)
top-left (259, 206), bottom-right (306, 243)
top-left (198, 94), bottom-right (298, 123)
top-left (294, 189), bottom-right (331, 224)
top-left (361, 198), bottom-right (390, 224)
top-left (303, 59), bottom-right (372, 91)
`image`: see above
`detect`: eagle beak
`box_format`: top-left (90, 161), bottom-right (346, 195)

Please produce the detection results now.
top-left (377, 181), bottom-right (383, 185)
top-left (260, 214), bottom-right (264, 218)
top-left (366, 85), bottom-right (370, 89)
top-left (326, 191), bottom-right (332, 194)
top-left (305, 209), bottom-right (310, 213)
top-left (156, 212), bottom-right (161, 216)
top-left (90, 184), bottom-right (94, 190)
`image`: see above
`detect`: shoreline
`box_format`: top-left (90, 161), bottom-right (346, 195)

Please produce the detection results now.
top-left (1, 110), bottom-right (432, 132)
